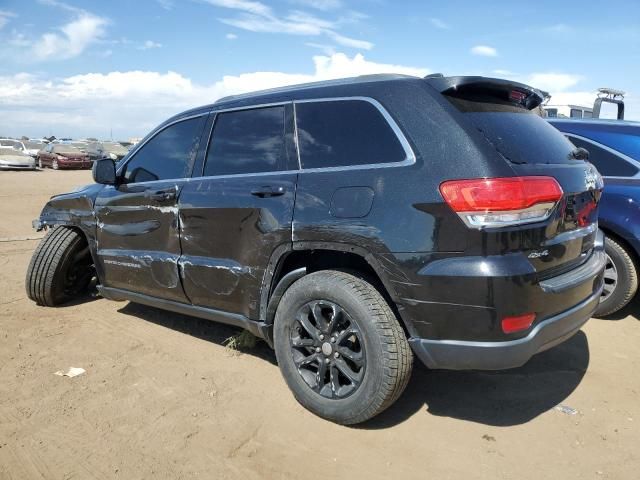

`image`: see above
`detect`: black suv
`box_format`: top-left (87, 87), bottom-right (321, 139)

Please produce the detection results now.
top-left (26, 74), bottom-right (606, 424)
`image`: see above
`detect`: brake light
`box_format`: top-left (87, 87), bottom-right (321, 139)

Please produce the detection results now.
top-left (439, 176), bottom-right (563, 228)
top-left (502, 313), bottom-right (536, 334)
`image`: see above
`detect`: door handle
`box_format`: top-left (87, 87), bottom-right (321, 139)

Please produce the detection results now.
top-left (250, 186), bottom-right (285, 198)
top-left (145, 189), bottom-right (177, 202)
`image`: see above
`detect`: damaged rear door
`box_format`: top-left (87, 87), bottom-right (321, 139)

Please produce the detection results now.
top-left (94, 114), bottom-right (207, 302)
top-left (178, 103), bottom-right (297, 319)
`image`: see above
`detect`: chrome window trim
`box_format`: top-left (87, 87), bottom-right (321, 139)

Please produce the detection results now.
top-left (120, 96), bottom-right (417, 184)
top-left (116, 111), bottom-right (210, 178)
top-left (293, 96), bottom-right (416, 173)
top-left (565, 133), bottom-right (640, 179)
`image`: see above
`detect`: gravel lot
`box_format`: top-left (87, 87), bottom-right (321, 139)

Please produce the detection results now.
top-left (1, 169), bottom-right (638, 479)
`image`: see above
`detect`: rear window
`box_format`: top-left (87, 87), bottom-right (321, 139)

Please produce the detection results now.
top-left (295, 100), bottom-right (407, 169)
top-left (446, 96), bottom-right (576, 164)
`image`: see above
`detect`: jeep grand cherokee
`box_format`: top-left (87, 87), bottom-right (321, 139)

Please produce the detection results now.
top-left (26, 74), bottom-right (605, 424)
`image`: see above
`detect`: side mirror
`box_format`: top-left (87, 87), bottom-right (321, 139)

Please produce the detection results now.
top-left (92, 158), bottom-right (117, 185)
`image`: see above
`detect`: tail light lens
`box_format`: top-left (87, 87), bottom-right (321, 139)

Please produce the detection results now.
top-left (439, 176), bottom-right (563, 228)
top-left (502, 313), bottom-right (536, 334)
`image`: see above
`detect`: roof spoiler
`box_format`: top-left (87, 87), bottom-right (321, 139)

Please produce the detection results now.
top-left (424, 75), bottom-right (546, 110)
top-left (593, 88), bottom-right (625, 120)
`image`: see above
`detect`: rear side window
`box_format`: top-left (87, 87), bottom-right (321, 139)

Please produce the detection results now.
top-left (567, 135), bottom-right (639, 177)
top-left (204, 106), bottom-right (287, 176)
top-left (123, 116), bottom-right (205, 183)
top-left (295, 100), bottom-right (407, 169)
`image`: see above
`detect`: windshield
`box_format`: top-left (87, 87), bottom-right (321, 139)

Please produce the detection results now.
top-left (0, 140), bottom-right (23, 150)
top-left (24, 141), bottom-right (44, 149)
top-left (0, 147), bottom-right (30, 157)
top-left (53, 145), bottom-right (83, 154)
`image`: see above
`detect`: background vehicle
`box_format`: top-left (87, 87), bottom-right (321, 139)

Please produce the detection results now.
top-left (100, 141), bottom-right (129, 160)
top-left (23, 139), bottom-right (47, 157)
top-left (37, 144), bottom-right (91, 169)
top-left (0, 138), bottom-right (27, 153)
top-left (0, 147), bottom-right (37, 170)
top-left (545, 104), bottom-right (593, 119)
top-left (26, 74), bottom-right (604, 424)
top-left (550, 118), bottom-right (640, 316)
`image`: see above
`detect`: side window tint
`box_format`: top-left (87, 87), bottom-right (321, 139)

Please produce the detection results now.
top-left (123, 116), bottom-right (205, 183)
top-left (568, 135), bottom-right (639, 177)
top-left (204, 106), bottom-right (286, 176)
top-left (295, 100), bottom-right (407, 169)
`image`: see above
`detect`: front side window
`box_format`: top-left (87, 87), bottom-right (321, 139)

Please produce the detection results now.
top-left (204, 106), bottom-right (287, 176)
top-left (123, 116), bottom-right (205, 183)
top-left (567, 135), bottom-right (639, 177)
top-left (295, 100), bottom-right (407, 169)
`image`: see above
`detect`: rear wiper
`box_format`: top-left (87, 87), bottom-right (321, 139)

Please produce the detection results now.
top-left (568, 147), bottom-right (589, 161)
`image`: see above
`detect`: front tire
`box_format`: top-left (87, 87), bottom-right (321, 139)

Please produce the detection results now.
top-left (594, 236), bottom-right (638, 317)
top-left (274, 270), bottom-right (412, 425)
top-left (25, 226), bottom-right (93, 306)
top-left (38, 157), bottom-right (43, 169)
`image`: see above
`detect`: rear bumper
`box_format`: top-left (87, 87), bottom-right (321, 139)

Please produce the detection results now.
top-left (409, 281), bottom-right (602, 370)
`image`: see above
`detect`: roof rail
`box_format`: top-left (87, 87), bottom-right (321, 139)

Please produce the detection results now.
top-left (214, 73), bottom-right (416, 104)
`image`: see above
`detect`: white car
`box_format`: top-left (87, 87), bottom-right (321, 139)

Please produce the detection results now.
top-left (0, 147), bottom-right (37, 170)
top-left (0, 138), bottom-right (27, 153)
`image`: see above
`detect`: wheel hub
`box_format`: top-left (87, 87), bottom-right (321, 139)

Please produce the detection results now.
top-left (290, 300), bottom-right (365, 399)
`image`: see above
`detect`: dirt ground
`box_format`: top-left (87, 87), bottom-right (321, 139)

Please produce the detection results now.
top-left (0, 169), bottom-right (638, 480)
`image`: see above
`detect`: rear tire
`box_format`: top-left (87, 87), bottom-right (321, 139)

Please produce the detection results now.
top-left (594, 236), bottom-right (638, 317)
top-left (274, 270), bottom-right (413, 425)
top-left (25, 226), bottom-right (92, 306)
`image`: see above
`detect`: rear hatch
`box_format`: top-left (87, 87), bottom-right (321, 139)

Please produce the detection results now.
top-left (428, 76), bottom-right (603, 277)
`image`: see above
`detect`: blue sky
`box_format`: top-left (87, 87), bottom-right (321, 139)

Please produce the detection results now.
top-left (0, 0), bottom-right (639, 139)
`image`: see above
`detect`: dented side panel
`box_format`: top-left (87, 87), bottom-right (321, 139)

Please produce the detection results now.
top-left (178, 174), bottom-right (297, 319)
top-left (94, 181), bottom-right (188, 302)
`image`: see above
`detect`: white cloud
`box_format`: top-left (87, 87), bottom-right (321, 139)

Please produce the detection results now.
top-left (526, 73), bottom-right (582, 92)
top-left (429, 18), bottom-right (449, 29)
top-left (204, 0), bottom-right (372, 50)
top-left (470, 45), bottom-right (498, 57)
top-left (225, 32), bottom-right (238, 39)
top-left (157, 0), bottom-right (174, 10)
top-left (30, 12), bottom-right (108, 60)
top-left (289, 0), bottom-right (342, 10)
top-left (138, 40), bottom-right (163, 50)
top-left (0, 53), bottom-right (428, 138)
top-left (492, 69), bottom-right (516, 76)
top-left (0, 10), bottom-right (16, 30)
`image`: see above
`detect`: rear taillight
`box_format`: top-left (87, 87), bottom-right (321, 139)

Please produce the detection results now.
top-left (439, 176), bottom-right (563, 228)
top-left (502, 313), bottom-right (536, 334)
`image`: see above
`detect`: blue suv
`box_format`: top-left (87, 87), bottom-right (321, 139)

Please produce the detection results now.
top-left (550, 118), bottom-right (640, 316)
